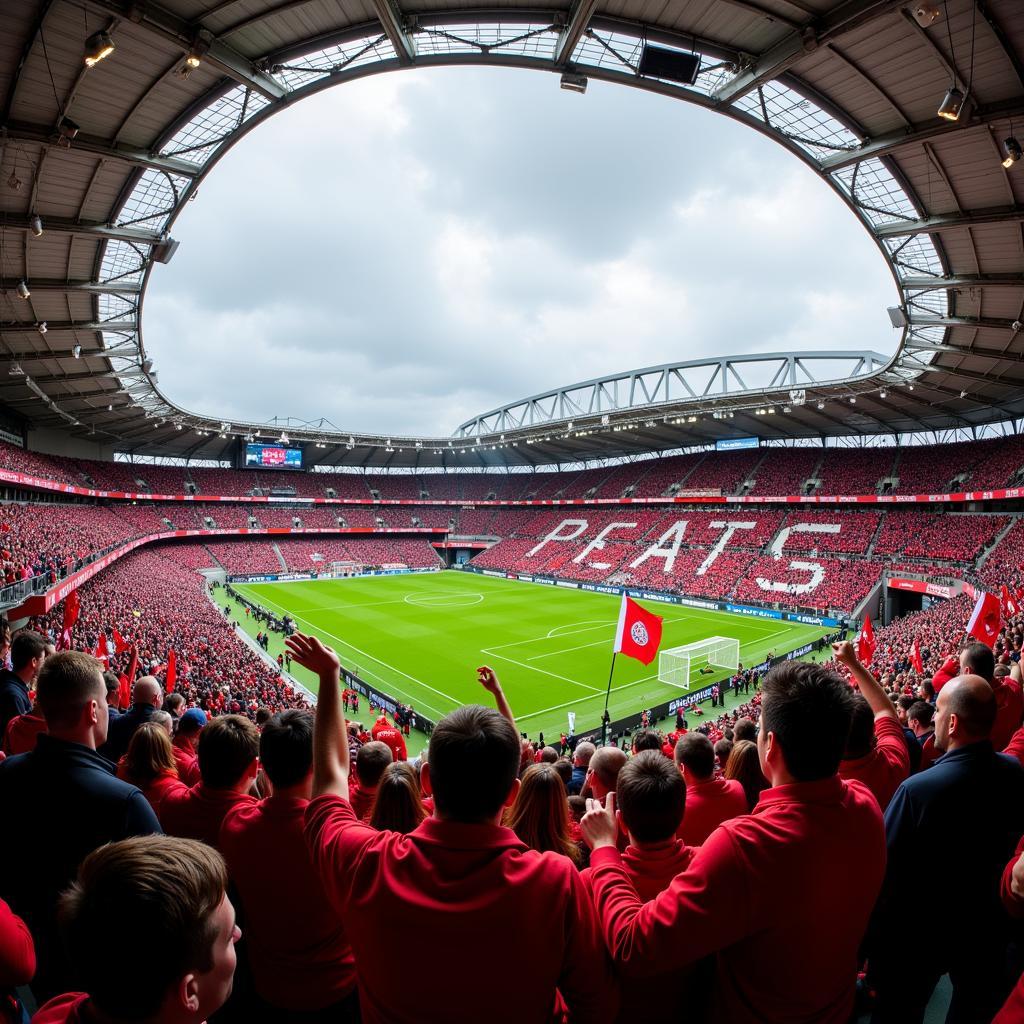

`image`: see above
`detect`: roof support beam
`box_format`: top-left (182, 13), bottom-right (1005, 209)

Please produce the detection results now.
top-left (0, 215), bottom-right (163, 245)
top-left (1, 122), bottom-right (203, 177)
top-left (820, 98), bottom-right (1024, 170)
top-left (0, 278), bottom-right (141, 295)
top-left (712, 0), bottom-right (904, 104)
top-left (0, 321), bottom-right (135, 334)
top-left (876, 206), bottom-right (1024, 238)
top-left (902, 274), bottom-right (1024, 290)
top-left (908, 315), bottom-right (1022, 331)
top-left (368, 0), bottom-right (416, 64)
top-left (2, 348), bottom-right (108, 361)
top-left (555, 0), bottom-right (600, 65)
top-left (80, 0), bottom-right (287, 101)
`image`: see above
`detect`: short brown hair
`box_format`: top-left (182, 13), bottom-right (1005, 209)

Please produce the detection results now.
top-left (617, 750), bottom-right (686, 843)
top-left (35, 651), bottom-right (104, 729)
top-left (674, 733), bottom-right (715, 779)
top-left (59, 835), bottom-right (227, 1019)
top-left (197, 714), bottom-right (259, 789)
top-left (429, 704), bottom-right (520, 823)
top-left (355, 740), bottom-right (393, 788)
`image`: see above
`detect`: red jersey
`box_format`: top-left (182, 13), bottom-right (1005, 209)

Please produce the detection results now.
top-left (994, 973), bottom-right (1024, 1024)
top-left (349, 783), bottom-right (376, 822)
top-left (159, 783), bottom-right (255, 849)
top-left (2, 713), bottom-right (45, 756)
top-left (838, 715), bottom-right (911, 810)
top-left (0, 897), bottom-right (34, 989)
top-left (220, 796), bottom-right (356, 1010)
top-left (1005, 726), bottom-right (1024, 769)
top-left (370, 723), bottom-right (407, 762)
top-left (587, 775), bottom-right (885, 1024)
top-left (29, 993), bottom-right (88, 1024)
top-left (304, 795), bottom-right (616, 1023)
top-left (171, 740), bottom-right (201, 786)
top-left (678, 777), bottom-right (748, 846)
top-left (993, 679), bottom-right (1024, 752)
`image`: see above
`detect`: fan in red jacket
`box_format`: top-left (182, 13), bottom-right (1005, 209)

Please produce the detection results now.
top-left (371, 714), bottom-right (407, 761)
top-left (291, 637), bottom-right (617, 1024)
top-left (581, 752), bottom-right (698, 1023)
top-left (0, 898), bottom-right (34, 1024)
top-left (582, 657), bottom-right (885, 1024)
top-left (673, 733), bottom-right (748, 845)
top-left (32, 835), bottom-right (238, 1024)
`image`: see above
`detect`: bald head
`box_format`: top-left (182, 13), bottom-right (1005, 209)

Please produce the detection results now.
top-left (133, 676), bottom-right (162, 708)
top-left (935, 674), bottom-right (996, 752)
top-left (588, 746), bottom-right (628, 801)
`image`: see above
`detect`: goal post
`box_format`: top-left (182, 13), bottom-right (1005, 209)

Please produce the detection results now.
top-left (658, 636), bottom-right (741, 690)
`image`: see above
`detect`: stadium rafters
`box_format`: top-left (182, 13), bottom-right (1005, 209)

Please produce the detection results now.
top-left (0, 0), bottom-right (1023, 468)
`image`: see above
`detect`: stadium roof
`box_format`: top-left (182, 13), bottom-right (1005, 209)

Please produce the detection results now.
top-left (1, 0), bottom-right (1023, 469)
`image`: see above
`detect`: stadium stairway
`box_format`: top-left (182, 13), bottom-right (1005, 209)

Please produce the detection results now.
top-left (271, 543), bottom-right (288, 572)
top-left (977, 515), bottom-right (1020, 569)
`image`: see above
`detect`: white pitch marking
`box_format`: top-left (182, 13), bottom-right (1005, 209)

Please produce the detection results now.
top-left (479, 649), bottom-right (605, 694)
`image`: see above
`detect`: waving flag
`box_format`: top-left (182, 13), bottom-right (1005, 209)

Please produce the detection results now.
top-left (1001, 585), bottom-right (1018, 618)
top-left (967, 590), bottom-right (1001, 647)
top-left (118, 645), bottom-right (138, 710)
top-left (613, 595), bottom-right (663, 666)
top-left (62, 590), bottom-right (80, 632)
top-left (910, 637), bottom-right (923, 674)
top-left (111, 628), bottom-right (132, 654)
top-left (95, 634), bottom-right (109, 665)
top-left (856, 615), bottom-right (876, 665)
top-left (165, 649), bottom-right (177, 693)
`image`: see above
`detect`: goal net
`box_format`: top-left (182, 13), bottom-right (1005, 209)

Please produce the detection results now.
top-left (658, 636), bottom-right (740, 690)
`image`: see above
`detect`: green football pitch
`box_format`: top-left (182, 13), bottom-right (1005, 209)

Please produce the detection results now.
top-left (230, 571), bottom-right (832, 742)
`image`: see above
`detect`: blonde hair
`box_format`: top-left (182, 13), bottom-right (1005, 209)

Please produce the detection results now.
top-left (123, 722), bottom-right (178, 786)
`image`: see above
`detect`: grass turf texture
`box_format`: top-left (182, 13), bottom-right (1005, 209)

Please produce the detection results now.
top-left (229, 571), bottom-right (831, 744)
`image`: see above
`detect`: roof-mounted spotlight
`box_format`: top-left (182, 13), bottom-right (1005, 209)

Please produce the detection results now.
top-left (1001, 136), bottom-right (1022, 169)
top-left (29, 214), bottom-right (43, 237)
top-left (559, 72), bottom-right (588, 94)
top-left (960, 389), bottom-right (968, 398)
top-left (35, 321), bottom-right (47, 335)
top-left (72, 344), bottom-right (82, 358)
top-left (16, 280), bottom-right (30, 299)
top-left (185, 35), bottom-right (210, 68)
top-left (57, 117), bottom-right (80, 143)
top-left (279, 433), bottom-right (289, 444)
top-left (84, 30), bottom-right (116, 67)
top-left (141, 358), bottom-right (154, 373)
top-left (879, 388), bottom-right (887, 398)
top-left (849, 396), bottom-right (857, 404)
top-left (912, 3), bottom-right (941, 27)
top-left (887, 306), bottom-right (908, 328)
top-left (151, 237), bottom-right (180, 264)
top-left (816, 401), bottom-right (825, 409)
top-left (8, 363), bottom-right (24, 376)
top-left (937, 86), bottom-right (964, 122)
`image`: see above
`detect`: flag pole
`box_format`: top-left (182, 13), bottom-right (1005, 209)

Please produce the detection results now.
top-left (601, 652), bottom-right (617, 746)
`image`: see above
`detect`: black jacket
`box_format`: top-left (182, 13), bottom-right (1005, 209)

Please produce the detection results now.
top-left (0, 734), bottom-right (161, 998)
top-left (99, 702), bottom-right (157, 763)
top-left (0, 669), bottom-right (31, 742)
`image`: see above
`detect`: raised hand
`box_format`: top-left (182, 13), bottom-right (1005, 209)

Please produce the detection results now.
top-left (832, 640), bottom-right (858, 667)
top-left (285, 632), bottom-right (340, 678)
top-left (477, 665), bottom-right (501, 694)
top-left (580, 792), bottom-right (618, 851)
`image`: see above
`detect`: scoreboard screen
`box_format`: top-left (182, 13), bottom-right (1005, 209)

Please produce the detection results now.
top-left (244, 443), bottom-right (303, 470)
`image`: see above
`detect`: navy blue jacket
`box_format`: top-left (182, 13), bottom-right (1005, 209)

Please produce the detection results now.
top-left (0, 669), bottom-right (31, 742)
top-left (881, 741), bottom-right (1024, 949)
top-left (99, 702), bottom-right (157, 762)
top-left (0, 734), bottom-right (161, 997)
top-left (568, 765), bottom-right (588, 796)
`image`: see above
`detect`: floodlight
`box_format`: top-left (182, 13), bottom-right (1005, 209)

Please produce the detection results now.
top-left (912, 3), bottom-right (941, 27)
top-left (29, 214), bottom-right (43, 237)
top-left (849, 397), bottom-right (856, 404)
top-left (1001, 137), bottom-right (1022, 169)
top-left (559, 73), bottom-right (587, 94)
top-left (16, 280), bottom-right (30, 299)
top-left (151, 237), bottom-right (179, 264)
top-left (879, 388), bottom-right (887, 398)
top-left (84, 30), bottom-right (115, 67)
top-left (937, 87), bottom-right (964, 122)
top-left (142, 358), bottom-right (153, 373)
top-left (185, 36), bottom-right (210, 68)
top-left (960, 389), bottom-right (968, 398)
top-left (36, 322), bottom-right (47, 335)
top-left (887, 306), bottom-right (908, 328)
top-left (57, 117), bottom-right (80, 141)
top-left (73, 344), bottom-right (82, 358)
top-left (8, 364), bottom-right (24, 376)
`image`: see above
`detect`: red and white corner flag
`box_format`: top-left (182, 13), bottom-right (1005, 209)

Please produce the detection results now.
top-left (856, 615), bottom-right (876, 665)
top-left (910, 637), bottom-right (923, 674)
top-left (967, 590), bottom-right (1001, 647)
top-left (613, 595), bottom-right (663, 666)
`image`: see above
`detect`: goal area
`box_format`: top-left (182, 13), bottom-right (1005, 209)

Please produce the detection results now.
top-left (658, 636), bottom-right (740, 690)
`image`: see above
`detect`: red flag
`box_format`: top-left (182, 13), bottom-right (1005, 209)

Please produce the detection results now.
top-left (910, 637), bottom-right (923, 674)
top-left (967, 590), bottom-right (1001, 647)
top-left (856, 616), bottom-right (876, 665)
top-left (57, 627), bottom-right (72, 652)
top-left (62, 590), bottom-right (80, 632)
top-left (95, 634), bottom-right (109, 665)
top-left (165, 649), bottom-right (176, 693)
top-left (111, 628), bottom-right (131, 654)
top-left (118, 645), bottom-right (138, 710)
top-left (613, 596), bottom-right (663, 666)
top-left (1002, 585), bottom-right (1019, 618)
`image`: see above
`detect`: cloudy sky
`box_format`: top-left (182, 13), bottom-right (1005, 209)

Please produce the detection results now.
top-left (145, 66), bottom-right (898, 437)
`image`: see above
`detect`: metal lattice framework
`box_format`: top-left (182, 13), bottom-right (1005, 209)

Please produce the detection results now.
top-left (1, 0), bottom-right (1023, 468)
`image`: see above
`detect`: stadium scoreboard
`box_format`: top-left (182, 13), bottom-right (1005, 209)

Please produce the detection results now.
top-left (244, 443), bottom-right (303, 470)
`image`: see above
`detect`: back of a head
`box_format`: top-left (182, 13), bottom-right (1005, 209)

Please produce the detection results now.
top-left (255, 707), bottom-right (272, 728)
top-left (591, 745), bottom-right (628, 791)
top-left (506, 763), bottom-right (576, 861)
top-left (724, 740), bottom-right (767, 809)
top-left (102, 671), bottom-right (120, 699)
top-left (945, 674), bottom-right (997, 741)
top-left (995, 663), bottom-right (1011, 680)
top-left (844, 694), bottom-right (876, 760)
top-left (553, 757), bottom-right (572, 787)
top-left (197, 714), bottom-right (260, 789)
top-left (618, 750), bottom-right (686, 843)
top-left (632, 729), bottom-right (662, 753)
top-left (761, 661), bottom-right (854, 781)
top-left (538, 745), bottom-right (559, 764)
top-left (35, 651), bottom-right (104, 731)
top-left (428, 704), bottom-right (519, 823)
top-left (714, 738), bottom-right (734, 766)
top-left (163, 692), bottom-right (185, 717)
top-left (124, 722), bottom-right (177, 786)
top-left (907, 700), bottom-right (934, 730)
top-left (152, 710), bottom-right (174, 735)
top-left (733, 717), bottom-right (757, 743)
top-left (675, 733), bottom-right (715, 780)
top-left (961, 642), bottom-right (995, 684)
top-left (133, 675), bottom-right (162, 707)
top-left (897, 694), bottom-right (916, 715)
top-left (11, 629), bottom-right (46, 673)
top-left (355, 740), bottom-right (393, 789)
top-left (59, 835), bottom-right (229, 1021)
top-left (370, 761), bottom-right (426, 835)
top-left (259, 709), bottom-right (313, 789)
top-left (573, 740), bottom-right (596, 768)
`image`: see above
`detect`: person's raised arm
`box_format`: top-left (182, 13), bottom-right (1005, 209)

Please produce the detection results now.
top-left (286, 632), bottom-right (349, 800)
top-left (477, 665), bottom-right (515, 730)
top-left (833, 640), bottom-right (896, 720)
